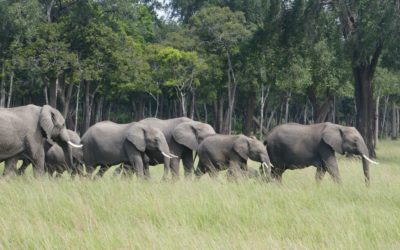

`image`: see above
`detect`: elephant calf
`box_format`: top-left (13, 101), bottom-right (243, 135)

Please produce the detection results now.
top-left (195, 134), bottom-right (273, 180)
top-left (265, 122), bottom-right (378, 185)
top-left (17, 130), bottom-right (83, 177)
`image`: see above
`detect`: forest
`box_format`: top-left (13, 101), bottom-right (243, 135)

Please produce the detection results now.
top-left (1, 0), bottom-right (400, 157)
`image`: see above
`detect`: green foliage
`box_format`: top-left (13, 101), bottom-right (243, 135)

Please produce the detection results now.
top-left (189, 6), bottom-right (254, 54)
top-left (374, 67), bottom-right (400, 97)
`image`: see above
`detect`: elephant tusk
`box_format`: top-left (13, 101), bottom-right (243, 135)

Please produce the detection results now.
top-left (362, 154), bottom-right (379, 165)
top-left (262, 162), bottom-right (270, 175)
top-left (161, 151), bottom-right (173, 159)
top-left (68, 141), bottom-right (83, 148)
top-left (168, 153), bottom-right (179, 158)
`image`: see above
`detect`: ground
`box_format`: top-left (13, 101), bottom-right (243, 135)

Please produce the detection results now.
top-left (0, 140), bottom-right (399, 249)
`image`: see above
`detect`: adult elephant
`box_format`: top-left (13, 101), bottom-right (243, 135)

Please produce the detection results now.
top-left (17, 129), bottom-right (83, 176)
top-left (265, 122), bottom-right (378, 185)
top-left (195, 134), bottom-right (273, 180)
top-left (0, 105), bottom-right (82, 176)
top-left (81, 121), bottom-right (175, 178)
top-left (138, 117), bottom-right (216, 179)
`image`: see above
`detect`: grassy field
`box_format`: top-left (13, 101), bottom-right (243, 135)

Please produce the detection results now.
top-left (0, 140), bottom-right (399, 249)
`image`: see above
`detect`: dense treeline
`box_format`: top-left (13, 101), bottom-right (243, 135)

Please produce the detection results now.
top-left (0, 0), bottom-right (400, 157)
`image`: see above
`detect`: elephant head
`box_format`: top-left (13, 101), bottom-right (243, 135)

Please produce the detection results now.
top-left (127, 124), bottom-right (175, 170)
top-left (172, 121), bottom-right (216, 150)
top-left (39, 105), bottom-right (83, 170)
top-left (233, 135), bottom-right (273, 180)
top-left (322, 123), bottom-right (378, 184)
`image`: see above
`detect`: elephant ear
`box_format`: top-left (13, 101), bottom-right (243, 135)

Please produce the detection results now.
top-left (126, 125), bottom-right (146, 152)
top-left (322, 125), bottom-right (344, 154)
top-left (233, 135), bottom-right (250, 160)
top-left (39, 105), bottom-right (55, 140)
top-left (172, 122), bottom-right (199, 150)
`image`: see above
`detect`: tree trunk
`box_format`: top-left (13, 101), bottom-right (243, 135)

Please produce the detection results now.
top-left (381, 96), bottom-right (389, 138)
top-left (303, 102), bottom-right (308, 124)
top-left (218, 97), bottom-right (224, 133)
top-left (224, 52), bottom-right (238, 135)
top-left (0, 63), bottom-right (5, 108)
top-left (353, 65), bottom-right (376, 157)
top-left (266, 110), bottom-right (276, 131)
top-left (374, 96), bottom-right (380, 147)
top-left (189, 91), bottom-right (195, 119)
top-left (74, 82), bottom-right (80, 132)
top-left (43, 84), bottom-right (49, 105)
top-left (95, 96), bottom-right (104, 123)
top-left (393, 102), bottom-right (398, 140)
top-left (203, 104), bottom-right (208, 123)
top-left (243, 91), bottom-right (257, 136)
top-left (6, 70), bottom-right (13, 108)
top-left (83, 80), bottom-right (91, 133)
top-left (284, 91), bottom-right (291, 123)
top-left (107, 102), bottom-right (112, 120)
top-left (49, 76), bottom-right (58, 108)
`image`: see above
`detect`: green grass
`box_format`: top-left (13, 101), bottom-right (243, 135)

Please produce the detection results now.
top-left (0, 140), bottom-right (400, 249)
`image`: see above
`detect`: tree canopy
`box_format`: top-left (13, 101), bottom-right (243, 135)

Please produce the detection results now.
top-left (0, 0), bottom-right (399, 156)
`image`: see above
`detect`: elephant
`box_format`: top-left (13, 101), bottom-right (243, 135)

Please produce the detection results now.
top-left (265, 122), bottom-right (378, 185)
top-left (194, 134), bottom-right (273, 181)
top-left (81, 121), bottom-right (175, 178)
top-left (138, 117), bottom-right (216, 179)
top-left (16, 129), bottom-right (83, 176)
top-left (0, 104), bottom-right (82, 177)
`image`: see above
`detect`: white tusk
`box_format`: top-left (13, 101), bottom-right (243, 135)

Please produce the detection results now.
top-left (362, 154), bottom-right (379, 165)
top-left (161, 151), bottom-right (173, 159)
top-left (68, 141), bottom-right (83, 148)
top-left (262, 162), bottom-right (270, 174)
top-left (168, 153), bottom-right (179, 158)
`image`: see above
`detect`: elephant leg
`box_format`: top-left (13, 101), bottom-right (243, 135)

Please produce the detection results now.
top-left (271, 167), bottom-right (284, 184)
top-left (17, 159), bottom-right (30, 175)
top-left (85, 165), bottom-right (96, 177)
top-left (3, 157), bottom-right (18, 176)
top-left (227, 160), bottom-right (242, 182)
top-left (96, 165), bottom-right (109, 177)
top-left (32, 149), bottom-right (45, 177)
top-left (182, 150), bottom-right (194, 179)
top-left (194, 161), bottom-right (205, 180)
top-left (315, 167), bottom-right (326, 183)
top-left (142, 154), bottom-right (151, 180)
top-left (169, 158), bottom-right (180, 180)
top-left (320, 150), bottom-right (341, 184)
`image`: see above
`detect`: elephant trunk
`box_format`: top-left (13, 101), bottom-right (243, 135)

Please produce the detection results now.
top-left (361, 158), bottom-right (370, 186)
top-left (158, 139), bottom-right (175, 179)
top-left (358, 143), bottom-right (376, 186)
top-left (59, 129), bottom-right (75, 171)
top-left (259, 162), bottom-right (273, 182)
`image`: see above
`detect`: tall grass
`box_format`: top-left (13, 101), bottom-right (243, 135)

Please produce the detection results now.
top-left (0, 140), bottom-right (399, 249)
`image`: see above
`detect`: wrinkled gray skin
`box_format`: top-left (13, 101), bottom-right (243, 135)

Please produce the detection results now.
top-left (17, 130), bottom-right (83, 176)
top-left (81, 121), bottom-right (172, 178)
top-left (195, 134), bottom-right (272, 181)
top-left (0, 105), bottom-right (77, 177)
top-left (265, 122), bottom-right (372, 185)
top-left (138, 117), bottom-right (216, 179)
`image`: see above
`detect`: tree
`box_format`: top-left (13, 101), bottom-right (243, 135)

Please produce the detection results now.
top-left (334, 0), bottom-right (400, 157)
top-left (190, 6), bottom-right (254, 133)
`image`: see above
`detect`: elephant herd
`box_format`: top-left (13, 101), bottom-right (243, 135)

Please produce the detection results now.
top-left (0, 104), bottom-right (378, 184)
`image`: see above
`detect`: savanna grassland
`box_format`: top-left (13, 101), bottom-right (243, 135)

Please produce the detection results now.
top-left (0, 140), bottom-right (399, 249)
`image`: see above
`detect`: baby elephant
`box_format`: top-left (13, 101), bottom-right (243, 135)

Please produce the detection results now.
top-left (195, 134), bottom-right (273, 180)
